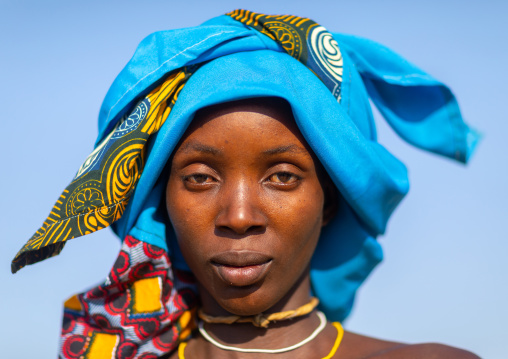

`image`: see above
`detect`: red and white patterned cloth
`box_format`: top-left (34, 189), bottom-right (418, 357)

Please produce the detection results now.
top-left (60, 235), bottom-right (197, 358)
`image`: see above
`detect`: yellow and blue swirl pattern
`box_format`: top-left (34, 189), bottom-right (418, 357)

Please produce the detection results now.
top-left (227, 9), bottom-right (343, 100)
top-left (12, 69), bottom-right (193, 273)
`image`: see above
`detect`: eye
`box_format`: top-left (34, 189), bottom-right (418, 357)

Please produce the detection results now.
top-left (184, 174), bottom-right (215, 184)
top-left (267, 172), bottom-right (300, 185)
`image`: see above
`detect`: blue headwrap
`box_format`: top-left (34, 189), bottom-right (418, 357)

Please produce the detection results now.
top-left (89, 14), bottom-right (477, 321)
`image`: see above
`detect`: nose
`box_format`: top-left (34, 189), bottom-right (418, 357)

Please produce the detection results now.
top-left (215, 181), bottom-right (267, 235)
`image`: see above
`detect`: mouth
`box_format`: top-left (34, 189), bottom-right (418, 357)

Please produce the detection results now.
top-left (211, 251), bottom-right (273, 287)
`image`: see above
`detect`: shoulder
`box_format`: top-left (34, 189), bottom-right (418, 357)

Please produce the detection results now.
top-left (369, 343), bottom-right (481, 359)
top-left (336, 330), bottom-right (480, 359)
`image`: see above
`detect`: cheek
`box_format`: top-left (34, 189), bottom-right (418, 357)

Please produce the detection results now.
top-left (266, 183), bottom-right (325, 263)
top-left (269, 184), bottom-right (324, 235)
top-left (165, 181), bottom-right (213, 262)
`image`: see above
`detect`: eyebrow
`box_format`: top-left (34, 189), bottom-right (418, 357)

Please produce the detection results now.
top-left (262, 144), bottom-right (309, 156)
top-left (177, 142), bottom-right (309, 157)
top-left (177, 141), bottom-right (223, 156)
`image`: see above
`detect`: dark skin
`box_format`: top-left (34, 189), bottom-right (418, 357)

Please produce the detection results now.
top-left (165, 98), bottom-right (480, 358)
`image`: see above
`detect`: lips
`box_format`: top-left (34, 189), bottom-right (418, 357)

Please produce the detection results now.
top-left (211, 251), bottom-right (272, 287)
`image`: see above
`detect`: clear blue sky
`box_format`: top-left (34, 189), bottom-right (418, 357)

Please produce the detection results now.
top-left (1, 1), bottom-right (506, 358)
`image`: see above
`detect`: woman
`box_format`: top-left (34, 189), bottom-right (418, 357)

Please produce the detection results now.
top-left (12, 10), bottom-right (480, 358)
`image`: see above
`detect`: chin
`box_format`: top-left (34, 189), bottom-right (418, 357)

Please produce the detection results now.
top-left (202, 283), bottom-right (281, 316)
top-left (203, 270), bottom-right (310, 317)
top-left (224, 299), bottom-right (274, 316)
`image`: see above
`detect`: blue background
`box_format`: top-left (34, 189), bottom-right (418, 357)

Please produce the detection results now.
top-left (1, 0), bottom-right (506, 357)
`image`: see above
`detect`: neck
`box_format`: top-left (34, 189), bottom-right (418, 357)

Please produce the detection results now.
top-left (191, 270), bottom-right (329, 358)
top-left (198, 297), bottom-right (320, 328)
top-left (196, 311), bottom-right (322, 358)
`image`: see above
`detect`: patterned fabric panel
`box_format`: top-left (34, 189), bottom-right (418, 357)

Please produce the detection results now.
top-left (12, 68), bottom-right (194, 273)
top-left (59, 235), bottom-right (197, 358)
top-left (227, 9), bottom-right (343, 101)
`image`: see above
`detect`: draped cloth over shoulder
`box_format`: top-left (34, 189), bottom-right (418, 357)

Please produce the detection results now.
top-left (12, 9), bottom-right (479, 358)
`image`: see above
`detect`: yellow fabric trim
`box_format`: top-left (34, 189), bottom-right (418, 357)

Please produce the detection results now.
top-left (63, 294), bottom-right (82, 312)
top-left (322, 322), bottom-right (344, 359)
top-left (178, 342), bottom-right (187, 359)
top-left (86, 333), bottom-right (118, 359)
top-left (132, 277), bottom-right (162, 313)
top-left (176, 321), bottom-right (344, 358)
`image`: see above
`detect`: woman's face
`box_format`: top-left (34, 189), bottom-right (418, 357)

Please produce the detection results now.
top-left (166, 99), bottom-right (327, 316)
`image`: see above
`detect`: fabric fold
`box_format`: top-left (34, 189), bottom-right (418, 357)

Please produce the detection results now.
top-left (334, 33), bottom-right (480, 162)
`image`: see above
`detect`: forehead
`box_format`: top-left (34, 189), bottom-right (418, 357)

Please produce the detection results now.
top-left (195, 97), bottom-right (292, 122)
top-left (175, 97), bottom-right (311, 154)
